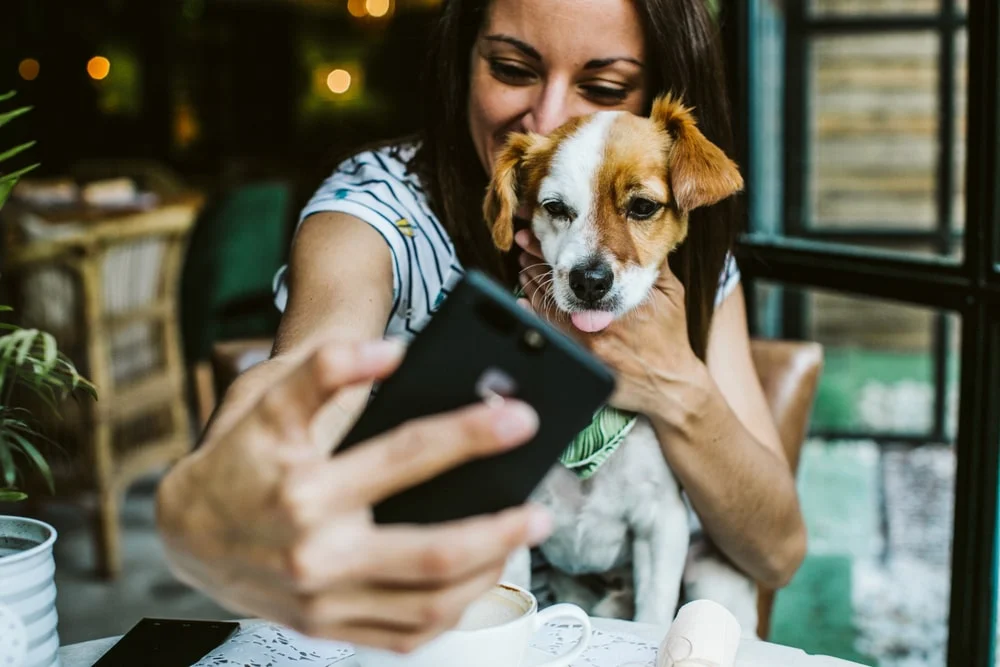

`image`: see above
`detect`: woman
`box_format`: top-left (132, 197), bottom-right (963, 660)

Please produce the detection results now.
top-left (157, 0), bottom-right (806, 652)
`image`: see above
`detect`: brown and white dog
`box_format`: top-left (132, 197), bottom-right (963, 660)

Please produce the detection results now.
top-left (485, 94), bottom-right (758, 633)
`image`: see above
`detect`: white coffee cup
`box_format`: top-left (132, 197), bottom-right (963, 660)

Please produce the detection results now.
top-left (352, 582), bottom-right (592, 667)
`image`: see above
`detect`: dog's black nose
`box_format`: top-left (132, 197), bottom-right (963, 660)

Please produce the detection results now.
top-left (569, 261), bottom-right (614, 303)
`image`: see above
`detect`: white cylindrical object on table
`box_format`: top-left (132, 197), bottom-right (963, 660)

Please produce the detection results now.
top-left (658, 599), bottom-right (741, 667)
top-left (0, 516), bottom-right (61, 667)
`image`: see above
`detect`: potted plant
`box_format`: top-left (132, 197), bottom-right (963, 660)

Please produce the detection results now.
top-left (0, 90), bottom-right (97, 667)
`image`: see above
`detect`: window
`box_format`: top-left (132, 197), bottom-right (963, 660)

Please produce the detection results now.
top-left (754, 282), bottom-right (960, 664)
top-left (725, 0), bottom-right (1000, 664)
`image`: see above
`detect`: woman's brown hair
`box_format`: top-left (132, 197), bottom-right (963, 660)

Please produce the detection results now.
top-left (408, 0), bottom-right (740, 360)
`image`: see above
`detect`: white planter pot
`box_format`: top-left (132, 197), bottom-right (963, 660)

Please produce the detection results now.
top-left (0, 516), bottom-right (60, 667)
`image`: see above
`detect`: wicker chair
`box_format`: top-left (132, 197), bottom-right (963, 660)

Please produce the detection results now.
top-left (1, 186), bottom-right (203, 578)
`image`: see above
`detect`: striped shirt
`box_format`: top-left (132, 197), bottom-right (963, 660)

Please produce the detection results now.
top-left (273, 141), bottom-right (741, 338)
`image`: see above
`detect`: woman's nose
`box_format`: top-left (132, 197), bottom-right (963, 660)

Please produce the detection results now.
top-left (522, 82), bottom-right (576, 136)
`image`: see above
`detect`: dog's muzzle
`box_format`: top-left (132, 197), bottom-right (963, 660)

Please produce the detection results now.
top-left (569, 259), bottom-right (614, 307)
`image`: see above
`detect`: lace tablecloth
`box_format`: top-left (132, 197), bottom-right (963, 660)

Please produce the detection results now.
top-left (59, 617), bottom-right (860, 666)
top-left (57, 618), bottom-right (653, 667)
top-left (188, 620), bottom-right (653, 667)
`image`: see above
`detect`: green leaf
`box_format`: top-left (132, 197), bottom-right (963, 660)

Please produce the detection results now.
top-left (0, 305), bottom-right (14, 312)
top-left (0, 330), bottom-right (30, 367)
top-left (0, 163), bottom-right (40, 183)
top-left (0, 442), bottom-right (15, 487)
top-left (39, 332), bottom-right (57, 373)
top-left (9, 431), bottom-right (53, 493)
top-left (0, 91), bottom-right (17, 102)
top-left (0, 106), bottom-right (32, 129)
top-left (15, 379), bottom-right (59, 414)
top-left (14, 329), bottom-right (39, 365)
top-left (6, 420), bottom-right (53, 446)
top-left (0, 167), bottom-right (40, 213)
top-left (0, 177), bottom-right (14, 211)
top-left (0, 141), bottom-right (36, 165)
top-left (0, 490), bottom-right (27, 502)
top-left (3, 417), bottom-right (35, 432)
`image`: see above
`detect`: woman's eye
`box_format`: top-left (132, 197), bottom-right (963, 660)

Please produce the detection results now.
top-left (628, 198), bottom-right (661, 220)
top-left (489, 60), bottom-right (535, 85)
top-left (581, 85), bottom-right (629, 106)
top-left (543, 200), bottom-right (573, 220)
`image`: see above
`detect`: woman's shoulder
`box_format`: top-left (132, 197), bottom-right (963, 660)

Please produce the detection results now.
top-left (325, 139), bottom-right (422, 188)
top-left (301, 138), bottom-right (435, 223)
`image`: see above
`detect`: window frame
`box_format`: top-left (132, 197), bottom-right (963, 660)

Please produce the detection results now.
top-left (722, 0), bottom-right (1000, 664)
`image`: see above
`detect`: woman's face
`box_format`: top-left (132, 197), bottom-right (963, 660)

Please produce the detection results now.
top-left (468, 0), bottom-right (649, 176)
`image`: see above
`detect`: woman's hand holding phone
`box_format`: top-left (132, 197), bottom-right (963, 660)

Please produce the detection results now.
top-left (156, 337), bottom-right (553, 653)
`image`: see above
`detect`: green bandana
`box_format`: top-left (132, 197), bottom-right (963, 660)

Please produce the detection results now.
top-left (513, 287), bottom-right (637, 479)
top-left (560, 405), bottom-right (638, 479)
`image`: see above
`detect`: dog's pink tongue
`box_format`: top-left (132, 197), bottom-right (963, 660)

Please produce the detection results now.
top-left (571, 311), bottom-right (614, 333)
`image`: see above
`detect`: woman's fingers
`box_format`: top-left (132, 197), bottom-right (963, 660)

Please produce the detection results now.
top-left (300, 566), bottom-right (505, 637)
top-left (514, 229), bottom-right (543, 258)
top-left (365, 508), bottom-right (547, 584)
top-left (234, 497), bottom-right (548, 596)
top-left (321, 401), bottom-right (540, 509)
top-left (249, 338), bottom-right (405, 447)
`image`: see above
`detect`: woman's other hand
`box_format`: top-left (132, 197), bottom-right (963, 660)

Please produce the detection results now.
top-left (514, 228), bottom-right (705, 417)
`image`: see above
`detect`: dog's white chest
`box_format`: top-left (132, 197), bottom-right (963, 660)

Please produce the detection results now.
top-left (533, 417), bottom-right (679, 575)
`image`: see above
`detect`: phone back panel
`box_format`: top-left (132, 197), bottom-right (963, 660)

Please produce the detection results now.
top-left (337, 270), bottom-right (616, 525)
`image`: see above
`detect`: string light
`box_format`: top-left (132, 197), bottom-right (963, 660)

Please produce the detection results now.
top-left (87, 56), bottom-right (111, 81)
top-left (347, 0), bottom-right (366, 17)
top-left (365, 0), bottom-right (391, 17)
top-left (326, 69), bottom-right (352, 94)
top-left (18, 59), bottom-right (40, 81)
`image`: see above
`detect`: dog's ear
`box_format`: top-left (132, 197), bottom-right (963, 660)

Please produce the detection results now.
top-left (483, 132), bottom-right (541, 251)
top-left (651, 93), bottom-right (744, 213)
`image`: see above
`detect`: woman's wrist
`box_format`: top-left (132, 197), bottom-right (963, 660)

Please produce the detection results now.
top-left (647, 356), bottom-right (716, 445)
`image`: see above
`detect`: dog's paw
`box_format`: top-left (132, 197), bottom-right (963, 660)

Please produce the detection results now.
top-left (591, 589), bottom-right (635, 620)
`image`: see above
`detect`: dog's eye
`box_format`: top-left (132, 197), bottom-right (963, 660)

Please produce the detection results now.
top-left (627, 198), bottom-right (661, 220)
top-left (542, 200), bottom-right (573, 220)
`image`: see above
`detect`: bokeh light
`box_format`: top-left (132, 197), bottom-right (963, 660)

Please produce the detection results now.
top-left (18, 59), bottom-right (40, 81)
top-left (87, 56), bottom-right (111, 80)
top-left (326, 69), bottom-right (352, 94)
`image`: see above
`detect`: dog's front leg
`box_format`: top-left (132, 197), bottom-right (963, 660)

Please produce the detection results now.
top-left (632, 501), bottom-right (690, 627)
top-left (500, 545), bottom-right (532, 590)
top-left (683, 534), bottom-right (760, 637)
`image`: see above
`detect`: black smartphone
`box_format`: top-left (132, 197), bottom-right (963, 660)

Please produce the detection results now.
top-left (336, 269), bottom-right (616, 525)
top-left (92, 618), bottom-right (240, 667)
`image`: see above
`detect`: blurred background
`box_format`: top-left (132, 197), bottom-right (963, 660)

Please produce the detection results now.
top-left (1, 1), bottom-right (999, 667)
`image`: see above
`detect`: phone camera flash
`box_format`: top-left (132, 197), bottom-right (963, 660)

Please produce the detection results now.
top-left (523, 329), bottom-right (545, 349)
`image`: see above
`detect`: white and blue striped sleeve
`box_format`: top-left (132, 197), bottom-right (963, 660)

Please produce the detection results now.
top-left (714, 252), bottom-right (741, 308)
top-left (273, 149), bottom-right (451, 337)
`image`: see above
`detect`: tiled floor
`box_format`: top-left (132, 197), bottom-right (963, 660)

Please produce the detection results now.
top-left (771, 439), bottom-right (956, 667)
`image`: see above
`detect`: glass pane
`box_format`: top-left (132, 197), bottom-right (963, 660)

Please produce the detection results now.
top-left (747, 0), bottom-right (785, 236)
top-left (954, 30), bottom-right (967, 231)
top-left (752, 281), bottom-right (959, 666)
top-left (810, 0), bottom-right (940, 16)
top-left (809, 33), bottom-right (939, 232)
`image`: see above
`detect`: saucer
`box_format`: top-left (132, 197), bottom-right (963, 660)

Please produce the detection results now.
top-left (348, 646), bottom-right (571, 667)
top-left (521, 646), bottom-right (568, 667)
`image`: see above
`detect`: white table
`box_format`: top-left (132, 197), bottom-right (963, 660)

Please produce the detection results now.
top-left (58, 617), bottom-right (864, 667)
